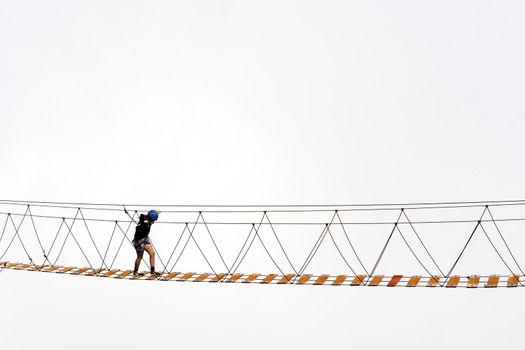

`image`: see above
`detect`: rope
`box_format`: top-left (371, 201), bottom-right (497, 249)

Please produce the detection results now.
top-left (168, 215), bottom-right (201, 273)
top-left (0, 214), bottom-right (9, 247)
top-left (264, 212), bottom-right (298, 275)
top-left (200, 213), bottom-right (230, 273)
top-left (335, 211), bottom-right (369, 275)
top-left (444, 207), bottom-right (488, 279)
top-left (3, 198), bottom-right (525, 209)
top-left (479, 223), bottom-right (523, 286)
top-left (99, 222), bottom-right (117, 273)
top-left (109, 213), bottom-right (146, 269)
top-left (0, 208), bottom-right (29, 261)
top-left (227, 224), bottom-right (257, 275)
top-left (294, 211), bottom-right (338, 282)
top-left (401, 209), bottom-right (445, 276)
top-left (5, 209), bottom-right (525, 226)
top-left (6, 213), bottom-right (34, 265)
top-left (50, 209), bottom-right (80, 266)
top-left (79, 209), bottom-right (109, 270)
top-left (163, 224), bottom-right (189, 274)
top-left (367, 210), bottom-right (404, 283)
top-left (395, 225), bottom-right (442, 286)
top-left (55, 219), bottom-right (93, 270)
top-left (229, 214), bottom-right (266, 275)
top-left (325, 226), bottom-right (358, 276)
top-left (169, 213), bottom-right (221, 276)
top-left (486, 206), bottom-right (525, 276)
top-left (27, 206), bottom-right (51, 266)
top-left (44, 219), bottom-right (67, 266)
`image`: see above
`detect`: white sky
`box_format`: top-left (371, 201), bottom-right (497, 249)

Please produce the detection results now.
top-left (1, 1), bottom-right (525, 349)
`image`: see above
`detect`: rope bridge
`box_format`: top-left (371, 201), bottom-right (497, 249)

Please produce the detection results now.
top-left (1, 199), bottom-right (525, 288)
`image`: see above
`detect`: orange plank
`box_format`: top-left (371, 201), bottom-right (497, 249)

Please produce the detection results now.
top-left (226, 273), bottom-right (244, 283)
top-left (314, 274), bottom-right (330, 285)
top-left (163, 272), bottom-right (180, 281)
top-left (58, 267), bottom-right (75, 273)
top-left (116, 270), bottom-right (133, 279)
top-left (6, 263), bottom-right (21, 268)
top-left (350, 275), bottom-right (366, 286)
top-left (72, 267), bottom-right (91, 275)
top-left (369, 275), bottom-right (384, 286)
top-left (406, 275), bottom-right (421, 287)
top-left (179, 272), bottom-right (195, 281)
top-left (44, 266), bottom-right (61, 272)
top-left (103, 269), bottom-right (120, 277)
top-left (195, 273), bottom-right (210, 282)
top-left (485, 275), bottom-right (500, 288)
top-left (333, 275), bottom-right (348, 286)
top-left (467, 275), bottom-right (480, 288)
top-left (86, 268), bottom-right (102, 276)
top-left (210, 273), bottom-right (227, 282)
top-left (17, 263), bottom-right (32, 269)
top-left (260, 274), bottom-right (278, 284)
top-left (297, 274), bottom-right (313, 284)
top-left (446, 275), bottom-right (460, 288)
top-left (29, 265), bottom-right (45, 271)
top-left (507, 275), bottom-right (520, 287)
top-left (278, 274), bottom-right (294, 284)
top-left (427, 275), bottom-right (441, 287)
top-left (243, 274), bottom-right (260, 283)
top-left (387, 275), bottom-right (403, 287)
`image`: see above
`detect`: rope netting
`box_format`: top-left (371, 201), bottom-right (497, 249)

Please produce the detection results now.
top-left (1, 199), bottom-right (525, 287)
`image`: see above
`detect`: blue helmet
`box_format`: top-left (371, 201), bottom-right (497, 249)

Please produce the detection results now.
top-left (147, 209), bottom-right (159, 222)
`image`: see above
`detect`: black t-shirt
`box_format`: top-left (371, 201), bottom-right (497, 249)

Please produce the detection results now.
top-left (133, 215), bottom-right (152, 241)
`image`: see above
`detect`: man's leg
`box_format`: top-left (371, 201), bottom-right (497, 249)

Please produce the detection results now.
top-left (144, 244), bottom-right (156, 273)
top-left (134, 250), bottom-right (144, 273)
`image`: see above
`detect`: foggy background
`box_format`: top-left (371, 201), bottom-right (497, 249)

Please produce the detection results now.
top-left (1, 1), bottom-right (524, 349)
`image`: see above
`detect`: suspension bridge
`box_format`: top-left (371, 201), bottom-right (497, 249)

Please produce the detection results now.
top-left (1, 199), bottom-right (525, 288)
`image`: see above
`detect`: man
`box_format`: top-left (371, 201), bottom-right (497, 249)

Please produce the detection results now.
top-left (132, 209), bottom-right (160, 277)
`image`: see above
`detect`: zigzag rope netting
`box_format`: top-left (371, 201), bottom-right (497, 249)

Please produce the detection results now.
top-left (1, 199), bottom-right (525, 287)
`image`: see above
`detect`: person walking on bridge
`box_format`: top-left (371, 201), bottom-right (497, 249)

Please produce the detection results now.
top-left (132, 210), bottom-right (160, 277)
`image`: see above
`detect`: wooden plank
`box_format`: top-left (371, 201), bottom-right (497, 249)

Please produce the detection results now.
top-left (507, 275), bottom-right (520, 287)
top-left (29, 265), bottom-right (45, 271)
top-left (485, 275), bottom-right (500, 288)
top-left (226, 273), bottom-right (243, 283)
top-left (243, 274), bottom-right (260, 283)
top-left (406, 275), bottom-right (421, 287)
top-left (467, 275), bottom-right (480, 288)
top-left (368, 275), bottom-right (384, 286)
top-left (195, 273), bottom-right (210, 282)
top-left (116, 270), bottom-right (133, 279)
top-left (179, 272), bottom-right (195, 281)
top-left (446, 275), bottom-right (460, 288)
top-left (17, 263), bottom-right (32, 269)
top-left (297, 274), bottom-right (313, 284)
top-left (350, 275), bottom-right (366, 286)
top-left (333, 275), bottom-right (348, 286)
top-left (44, 266), bottom-right (61, 272)
top-left (6, 263), bottom-right (21, 268)
top-left (163, 272), bottom-right (180, 281)
top-left (72, 267), bottom-right (91, 275)
top-left (210, 273), bottom-right (227, 282)
top-left (387, 275), bottom-right (403, 287)
top-left (278, 274), bottom-right (294, 284)
top-left (58, 267), bottom-right (75, 273)
top-left (85, 268), bottom-right (102, 276)
top-left (103, 269), bottom-right (120, 277)
top-left (314, 274), bottom-right (330, 285)
top-left (260, 274), bottom-right (278, 284)
top-left (427, 275), bottom-right (441, 287)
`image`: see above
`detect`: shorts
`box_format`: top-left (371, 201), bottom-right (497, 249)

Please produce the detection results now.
top-left (133, 236), bottom-right (152, 252)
